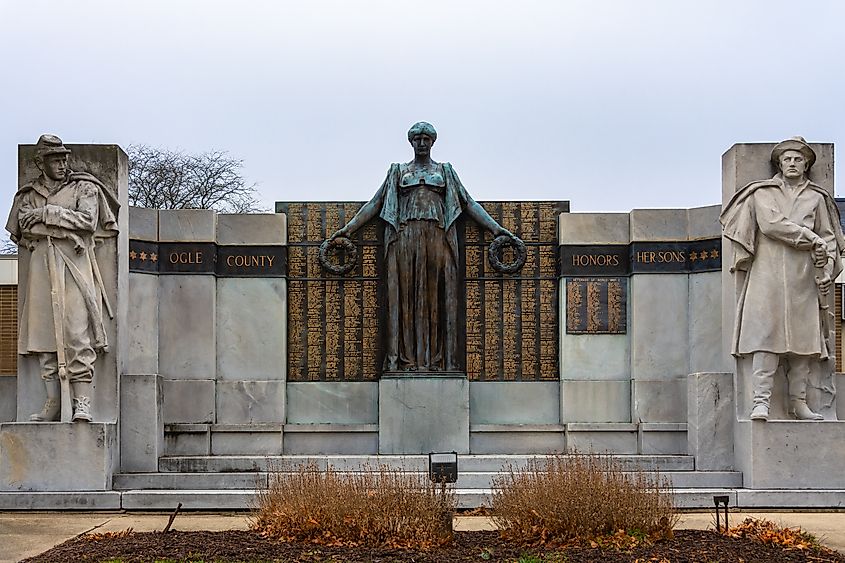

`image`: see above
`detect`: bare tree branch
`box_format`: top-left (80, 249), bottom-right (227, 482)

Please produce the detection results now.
top-left (127, 145), bottom-right (266, 213)
top-left (0, 234), bottom-right (17, 255)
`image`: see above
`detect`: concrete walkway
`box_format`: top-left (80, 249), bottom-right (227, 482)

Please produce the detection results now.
top-left (2, 511), bottom-right (845, 562)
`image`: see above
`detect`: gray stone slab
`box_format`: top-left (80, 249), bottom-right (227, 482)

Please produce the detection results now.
top-left (735, 489), bottom-right (845, 508)
top-left (216, 380), bottom-right (285, 424)
top-left (217, 213), bottom-right (287, 245)
top-left (687, 372), bottom-right (734, 470)
top-left (216, 278), bottom-right (286, 381)
top-left (561, 380), bottom-right (630, 423)
top-left (159, 275), bottom-right (215, 379)
top-left (379, 376), bottom-right (469, 454)
top-left (633, 379), bottom-right (687, 423)
top-left (629, 208), bottom-right (688, 241)
top-left (163, 431), bottom-right (209, 456)
top-left (640, 431), bottom-right (686, 455)
top-left (0, 491), bottom-right (122, 509)
top-left (735, 420), bottom-right (845, 488)
top-left (158, 209), bottom-right (216, 242)
top-left (120, 375), bottom-right (163, 472)
top-left (687, 205), bottom-right (722, 240)
top-left (127, 273), bottom-right (159, 375)
top-left (161, 379), bottom-right (215, 424)
top-left (0, 422), bottom-right (117, 491)
top-left (630, 275), bottom-right (689, 380)
top-left (287, 382), bottom-right (377, 424)
top-left (114, 472), bottom-right (268, 490)
top-left (0, 377), bottom-right (16, 422)
top-left (211, 431), bottom-right (282, 455)
top-left (566, 430), bottom-right (638, 454)
top-left (470, 431), bottom-right (565, 454)
top-left (283, 432), bottom-right (378, 455)
top-left (129, 206), bottom-right (158, 241)
top-left (121, 490), bottom-right (255, 510)
top-left (559, 213), bottom-right (630, 245)
top-left (688, 272), bottom-right (725, 373)
top-left (469, 382), bottom-right (559, 425)
top-left (672, 489), bottom-right (738, 509)
top-left (561, 332), bottom-right (630, 381)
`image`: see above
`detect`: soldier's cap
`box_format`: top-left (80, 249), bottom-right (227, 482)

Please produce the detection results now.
top-left (771, 136), bottom-right (816, 169)
top-left (34, 134), bottom-right (71, 159)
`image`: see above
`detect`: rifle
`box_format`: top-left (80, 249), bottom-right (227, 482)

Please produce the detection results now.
top-left (45, 236), bottom-right (71, 422)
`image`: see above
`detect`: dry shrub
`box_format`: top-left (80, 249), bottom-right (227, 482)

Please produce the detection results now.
top-left (725, 517), bottom-right (827, 552)
top-left (251, 461), bottom-right (455, 549)
top-left (491, 453), bottom-right (677, 545)
top-left (81, 528), bottom-right (134, 541)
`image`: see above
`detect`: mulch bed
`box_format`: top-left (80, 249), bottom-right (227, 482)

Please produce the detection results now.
top-left (22, 529), bottom-right (845, 563)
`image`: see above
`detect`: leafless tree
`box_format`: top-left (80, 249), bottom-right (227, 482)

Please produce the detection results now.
top-left (0, 235), bottom-right (16, 255)
top-left (128, 145), bottom-right (265, 212)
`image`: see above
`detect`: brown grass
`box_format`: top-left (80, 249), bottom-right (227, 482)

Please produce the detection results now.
top-left (491, 453), bottom-right (678, 545)
top-left (251, 462), bottom-right (455, 549)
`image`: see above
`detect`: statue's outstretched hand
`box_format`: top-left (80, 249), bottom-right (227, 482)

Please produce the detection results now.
top-left (496, 227), bottom-right (517, 241)
top-left (328, 228), bottom-right (348, 242)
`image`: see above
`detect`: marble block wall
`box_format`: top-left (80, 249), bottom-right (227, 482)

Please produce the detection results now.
top-left (124, 208), bottom-right (288, 462)
top-left (558, 205), bottom-right (724, 452)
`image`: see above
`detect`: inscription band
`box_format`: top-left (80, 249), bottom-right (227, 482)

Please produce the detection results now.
top-left (129, 240), bottom-right (287, 277)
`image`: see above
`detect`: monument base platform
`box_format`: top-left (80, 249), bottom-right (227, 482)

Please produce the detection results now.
top-left (0, 422), bottom-right (117, 491)
top-left (378, 374), bottom-right (469, 454)
top-left (735, 420), bottom-right (845, 489)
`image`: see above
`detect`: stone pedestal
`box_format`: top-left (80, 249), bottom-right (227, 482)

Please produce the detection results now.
top-left (0, 422), bottom-right (118, 491)
top-left (378, 374), bottom-right (469, 454)
top-left (687, 372), bottom-right (734, 470)
top-left (735, 421), bottom-right (845, 489)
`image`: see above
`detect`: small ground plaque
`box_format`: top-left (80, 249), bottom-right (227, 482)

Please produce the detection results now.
top-left (566, 277), bottom-right (627, 334)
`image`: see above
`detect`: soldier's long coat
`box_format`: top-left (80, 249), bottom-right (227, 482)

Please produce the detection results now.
top-left (721, 174), bottom-right (844, 358)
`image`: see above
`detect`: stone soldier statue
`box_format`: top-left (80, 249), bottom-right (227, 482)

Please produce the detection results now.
top-left (5, 134), bottom-right (119, 422)
top-left (721, 137), bottom-right (845, 421)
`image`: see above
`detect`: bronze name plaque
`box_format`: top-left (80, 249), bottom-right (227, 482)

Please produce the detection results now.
top-left (278, 200), bottom-right (567, 382)
top-left (566, 277), bottom-right (627, 334)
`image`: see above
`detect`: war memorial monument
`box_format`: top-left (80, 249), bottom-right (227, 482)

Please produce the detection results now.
top-left (0, 127), bottom-right (844, 509)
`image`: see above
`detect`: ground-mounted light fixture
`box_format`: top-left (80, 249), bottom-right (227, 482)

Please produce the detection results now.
top-left (713, 495), bottom-right (730, 532)
top-left (429, 452), bottom-right (458, 484)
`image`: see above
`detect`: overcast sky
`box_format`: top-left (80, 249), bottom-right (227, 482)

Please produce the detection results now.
top-left (1, 0), bottom-right (844, 224)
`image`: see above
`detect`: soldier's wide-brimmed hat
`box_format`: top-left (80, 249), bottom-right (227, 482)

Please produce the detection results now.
top-left (34, 134), bottom-right (71, 159)
top-left (771, 136), bottom-right (816, 169)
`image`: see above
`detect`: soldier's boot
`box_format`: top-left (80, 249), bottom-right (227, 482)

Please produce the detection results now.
top-left (750, 352), bottom-right (776, 422)
top-left (750, 404), bottom-right (769, 421)
top-left (29, 379), bottom-right (61, 422)
top-left (788, 370), bottom-right (823, 421)
top-left (71, 381), bottom-right (93, 422)
top-left (789, 398), bottom-right (824, 420)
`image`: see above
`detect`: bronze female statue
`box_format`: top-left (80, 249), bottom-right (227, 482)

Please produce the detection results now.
top-left (325, 122), bottom-right (522, 373)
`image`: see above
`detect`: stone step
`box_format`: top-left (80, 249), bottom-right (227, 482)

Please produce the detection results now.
top-left (5, 487), bottom-right (845, 510)
top-left (115, 470), bottom-right (741, 491)
top-left (118, 487), bottom-right (740, 510)
top-left (158, 454), bottom-right (695, 473)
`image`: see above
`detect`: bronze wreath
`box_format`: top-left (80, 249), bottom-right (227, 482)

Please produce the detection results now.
top-left (488, 234), bottom-right (527, 274)
top-left (319, 236), bottom-right (357, 275)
